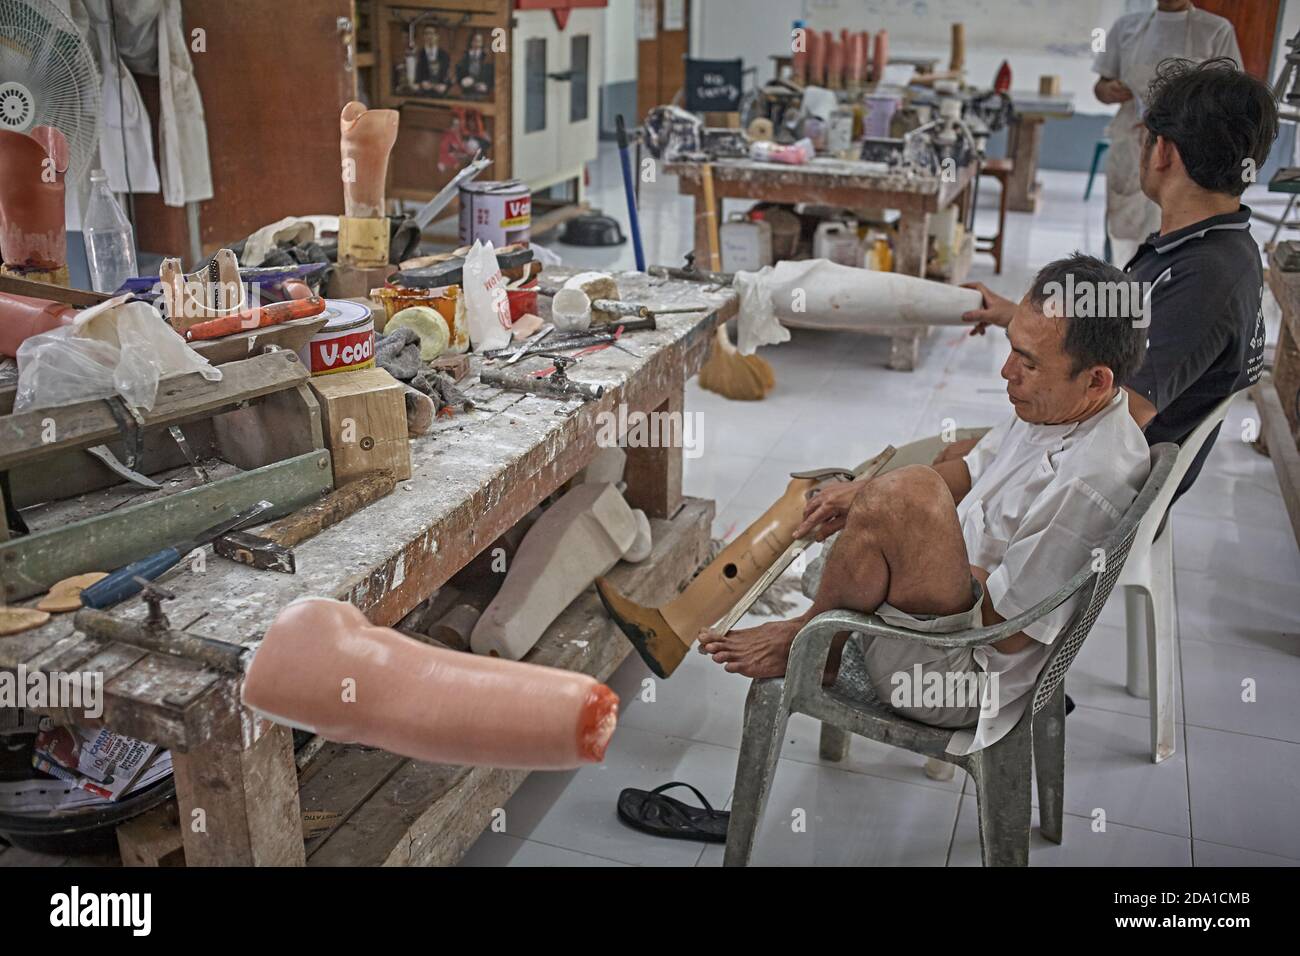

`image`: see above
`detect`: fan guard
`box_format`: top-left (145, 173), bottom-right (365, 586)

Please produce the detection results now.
top-left (0, 0), bottom-right (101, 183)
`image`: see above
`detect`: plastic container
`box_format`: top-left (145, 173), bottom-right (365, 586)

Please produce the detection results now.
top-left (81, 169), bottom-right (139, 294)
top-left (720, 214), bottom-right (773, 273)
top-left (550, 288), bottom-right (591, 332)
top-left (813, 221), bottom-right (861, 267)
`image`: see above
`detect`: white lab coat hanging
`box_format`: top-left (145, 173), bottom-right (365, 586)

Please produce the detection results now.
top-left (1101, 5), bottom-right (1241, 243)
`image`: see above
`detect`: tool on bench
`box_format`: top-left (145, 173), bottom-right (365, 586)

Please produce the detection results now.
top-left (85, 445), bottom-right (160, 490)
top-left (480, 354), bottom-right (604, 401)
top-left (482, 317), bottom-right (656, 361)
top-left (504, 323), bottom-right (553, 365)
top-left (167, 425), bottom-right (211, 483)
top-left (184, 296), bottom-right (326, 341)
top-left (648, 264), bottom-right (735, 287)
top-left (79, 500), bottom-right (274, 609)
top-left (534, 282), bottom-right (705, 320)
top-left (74, 583), bottom-right (247, 674)
top-left (213, 471), bottom-right (397, 572)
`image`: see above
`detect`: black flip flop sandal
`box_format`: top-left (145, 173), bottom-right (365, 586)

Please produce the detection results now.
top-left (617, 782), bottom-right (729, 843)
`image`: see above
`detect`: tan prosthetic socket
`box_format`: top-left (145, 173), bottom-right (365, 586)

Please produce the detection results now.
top-left (340, 101), bottom-right (398, 219)
top-left (339, 102), bottom-right (399, 266)
top-left (242, 598), bottom-right (620, 770)
top-left (0, 291), bottom-right (76, 358)
top-left (0, 126), bottom-right (69, 282)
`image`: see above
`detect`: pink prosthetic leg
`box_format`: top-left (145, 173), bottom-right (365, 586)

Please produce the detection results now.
top-left (242, 598), bottom-right (620, 770)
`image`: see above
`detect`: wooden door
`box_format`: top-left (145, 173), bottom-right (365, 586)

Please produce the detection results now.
top-left (1196, 0), bottom-right (1282, 80)
top-left (133, 0), bottom-right (355, 261)
top-left (636, 0), bottom-right (689, 122)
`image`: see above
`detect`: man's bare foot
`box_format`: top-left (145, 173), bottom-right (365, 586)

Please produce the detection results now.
top-left (697, 619), bottom-right (803, 678)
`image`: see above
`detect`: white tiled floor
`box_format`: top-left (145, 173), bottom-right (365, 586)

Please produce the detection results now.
top-left (461, 145), bottom-right (1300, 867)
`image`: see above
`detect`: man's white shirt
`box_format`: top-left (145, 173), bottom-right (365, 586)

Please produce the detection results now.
top-left (948, 390), bottom-right (1151, 754)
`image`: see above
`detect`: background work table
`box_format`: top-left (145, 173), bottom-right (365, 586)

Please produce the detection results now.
top-left (665, 155), bottom-right (977, 370)
top-left (0, 270), bottom-right (735, 866)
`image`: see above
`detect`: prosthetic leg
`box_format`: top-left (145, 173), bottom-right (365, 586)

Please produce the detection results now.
top-left (339, 101), bottom-right (399, 268)
top-left (243, 598), bottom-right (619, 770)
top-left (597, 446), bottom-right (895, 677)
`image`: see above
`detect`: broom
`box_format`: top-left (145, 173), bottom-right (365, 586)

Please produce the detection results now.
top-left (695, 163), bottom-right (776, 401)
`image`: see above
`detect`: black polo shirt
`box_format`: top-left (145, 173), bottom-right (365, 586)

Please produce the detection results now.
top-left (1123, 206), bottom-right (1266, 498)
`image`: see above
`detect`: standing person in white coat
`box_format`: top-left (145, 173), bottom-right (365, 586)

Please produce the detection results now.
top-left (1094, 0), bottom-right (1241, 266)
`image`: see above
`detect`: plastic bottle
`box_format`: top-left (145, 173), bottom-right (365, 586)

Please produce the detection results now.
top-left (82, 169), bottom-right (139, 294)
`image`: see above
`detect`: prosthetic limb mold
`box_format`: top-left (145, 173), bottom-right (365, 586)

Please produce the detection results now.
top-left (0, 127), bottom-right (69, 279)
top-left (0, 291), bottom-right (75, 358)
top-left (243, 598), bottom-right (619, 770)
top-left (471, 482), bottom-right (639, 660)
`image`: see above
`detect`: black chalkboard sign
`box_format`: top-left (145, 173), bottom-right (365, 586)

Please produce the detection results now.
top-left (684, 58), bottom-right (743, 113)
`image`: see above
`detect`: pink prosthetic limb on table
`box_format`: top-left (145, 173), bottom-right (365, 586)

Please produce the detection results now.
top-left (242, 598), bottom-right (620, 770)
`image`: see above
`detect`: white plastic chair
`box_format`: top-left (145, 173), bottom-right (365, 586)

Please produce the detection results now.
top-left (1120, 392), bottom-right (1236, 763)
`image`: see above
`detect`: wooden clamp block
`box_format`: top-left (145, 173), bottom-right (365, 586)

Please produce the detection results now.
top-left (339, 216), bottom-right (390, 268)
top-left (308, 367), bottom-right (412, 485)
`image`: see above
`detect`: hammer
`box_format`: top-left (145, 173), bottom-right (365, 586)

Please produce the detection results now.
top-left (213, 471), bottom-right (396, 572)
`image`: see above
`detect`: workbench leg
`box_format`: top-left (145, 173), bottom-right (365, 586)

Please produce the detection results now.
top-left (1008, 117), bottom-right (1044, 213)
top-left (691, 188), bottom-right (722, 269)
top-left (623, 384), bottom-right (684, 520)
top-left (172, 713), bottom-right (305, 866)
top-left (895, 211), bottom-right (930, 278)
top-left (888, 329), bottom-right (923, 372)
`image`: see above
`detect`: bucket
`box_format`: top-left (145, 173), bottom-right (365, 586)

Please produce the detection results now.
top-left (296, 299), bottom-right (375, 376)
top-left (459, 180), bottom-right (532, 247)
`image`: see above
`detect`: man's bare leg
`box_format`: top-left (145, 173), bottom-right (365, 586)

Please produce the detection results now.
top-left (699, 465), bottom-right (973, 678)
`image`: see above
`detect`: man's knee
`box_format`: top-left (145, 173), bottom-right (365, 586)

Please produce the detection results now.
top-left (847, 465), bottom-right (953, 528)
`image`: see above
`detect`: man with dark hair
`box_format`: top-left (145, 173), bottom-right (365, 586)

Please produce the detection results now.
top-left (699, 256), bottom-right (1151, 754)
top-left (962, 57), bottom-right (1276, 500)
top-left (1093, 0), bottom-right (1241, 265)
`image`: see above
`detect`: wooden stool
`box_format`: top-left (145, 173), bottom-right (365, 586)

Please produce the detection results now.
top-left (975, 158), bottom-right (1013, 275)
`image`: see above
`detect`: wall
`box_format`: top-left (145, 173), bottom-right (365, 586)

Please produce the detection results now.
top-left (599, 0), bottom-right (638, 137)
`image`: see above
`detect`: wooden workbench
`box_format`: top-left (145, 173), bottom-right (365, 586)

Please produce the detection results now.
top-left (1259, 251), bottom-right (1300, 548)
top-left (666, 155), bottom-right (976, 371)
top-left (0, 270), bottom-right (735, 866)
top-left (1006, 91), bottom-right (1075, 214)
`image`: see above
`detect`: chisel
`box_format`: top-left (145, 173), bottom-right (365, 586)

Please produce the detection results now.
top-left (80, 501), bottom-right (273, 609)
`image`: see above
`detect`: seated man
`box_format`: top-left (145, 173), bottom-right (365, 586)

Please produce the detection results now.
top-left (700, 254), bottom-right (1151, 750)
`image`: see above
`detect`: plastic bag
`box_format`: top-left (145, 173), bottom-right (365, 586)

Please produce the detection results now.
top-left (462, 239), bottom-right (512, 352)
top-left (734, 265), bottom-right (790, 355)
top-left (14, 295), bottom-right (222, 413)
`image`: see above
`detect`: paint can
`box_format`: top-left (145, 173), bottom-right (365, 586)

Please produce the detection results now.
top-left (297, 299), bottom-right (375, 375)
top-left (459, 180), bottom-right (532, 247)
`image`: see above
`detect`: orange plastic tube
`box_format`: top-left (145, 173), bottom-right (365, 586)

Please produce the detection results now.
top-left (184, 295), bottom-right (326, 341)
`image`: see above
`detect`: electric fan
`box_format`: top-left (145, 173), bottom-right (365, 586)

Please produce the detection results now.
top-left (0, 0), bottom-right (101, 184)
